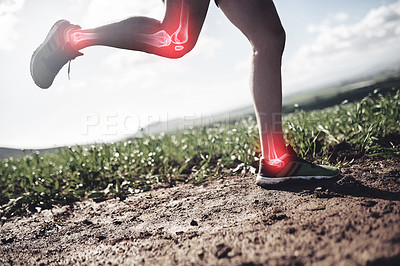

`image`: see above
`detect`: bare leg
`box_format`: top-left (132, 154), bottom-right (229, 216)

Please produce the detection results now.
top-left (69, 0), bottom-right (210, 59)
top-left (218, 0), bottom-right (287, 164)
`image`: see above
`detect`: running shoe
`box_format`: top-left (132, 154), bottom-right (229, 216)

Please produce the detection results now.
top-left (30, 20), bottom-right (83, 89)
top-left (256, 145), bottom-right (340, 185)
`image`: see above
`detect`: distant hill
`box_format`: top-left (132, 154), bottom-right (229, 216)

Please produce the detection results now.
top-left (0, 147), bottom-right (61, 160)
top-left (129, 105), bottom-right (255, 139)
top-left (2, 67), bottom-right (399, 160)
top-left (282, 68), bottom-right (400, 113)
top-left (131, 67), bottom-right (400, 139)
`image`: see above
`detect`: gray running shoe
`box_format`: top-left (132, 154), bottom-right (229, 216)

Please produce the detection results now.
top-left (30, 20), bottom-right (83, 89)
top-left (256, 145), bottom-right (340, 185)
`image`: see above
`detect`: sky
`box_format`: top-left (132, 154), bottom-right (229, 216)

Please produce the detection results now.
top-left (1, 0), bottom-right (400, 149)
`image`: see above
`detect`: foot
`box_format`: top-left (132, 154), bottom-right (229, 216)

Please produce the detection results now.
top-left (256, 145), bottom-right (340, 185)
top-left (30, 20), bottom-right (83, 89)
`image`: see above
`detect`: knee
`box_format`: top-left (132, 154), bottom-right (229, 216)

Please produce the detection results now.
top-left (166, 42), bottom-right (196, 59)
top-left (252, 26), bottom-right (286, 55)
top-left (155, 30), bottom-right (197, 59)
top-left (143, 34), bottom-right (197, 59)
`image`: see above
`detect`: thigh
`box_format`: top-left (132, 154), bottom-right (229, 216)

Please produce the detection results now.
top-left (162, 0), bottom-right (210, 44)
top-left (218, 0), bottom-right (284, 43)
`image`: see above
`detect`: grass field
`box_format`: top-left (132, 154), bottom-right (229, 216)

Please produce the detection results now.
top-left (0, 88), bottom-right (399, 219)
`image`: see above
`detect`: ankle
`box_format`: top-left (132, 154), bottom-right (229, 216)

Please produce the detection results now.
top-left (65, 28), bottom-right (84, 51)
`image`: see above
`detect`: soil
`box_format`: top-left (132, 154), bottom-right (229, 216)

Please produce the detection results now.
top-left (1, 156), bottom-right (400, 265)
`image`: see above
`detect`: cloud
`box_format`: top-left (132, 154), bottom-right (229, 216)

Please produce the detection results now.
top-left (0, 0), bottom-right (25, 51)
top-left (333, 12), bottom-right (349, 23)
top-left (284, 0), bottom-right (400, 93)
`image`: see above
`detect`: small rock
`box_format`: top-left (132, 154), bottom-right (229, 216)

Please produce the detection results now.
top-left (215, 244), bottom-right (232, 259)
top-left (82, 219), bottom-right (93, 226)
top-left (97, 235), bottom-right (106, 242)
top-left (113, 220), bottom-right (123, 225)
top-left (198, 251), bottom-right (205, 260)
top-left (270, 214), bottom-right (288, 221)
top-left (1, 237), bottom-right (15, 244)
top-left (190, 220), bottom-right (199, 226)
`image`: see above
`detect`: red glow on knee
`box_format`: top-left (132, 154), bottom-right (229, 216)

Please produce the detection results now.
top-left (170, 6), bottom-right (189, 46)
top-left (139, 2), bottom-right (189, 54)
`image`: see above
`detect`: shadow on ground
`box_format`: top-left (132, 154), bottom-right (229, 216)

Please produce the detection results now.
top-left (260, 175), bottom-right (400, 201)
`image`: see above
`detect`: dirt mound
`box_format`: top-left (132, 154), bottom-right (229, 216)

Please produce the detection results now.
top-left (1, 157), bottom-right (399, 265)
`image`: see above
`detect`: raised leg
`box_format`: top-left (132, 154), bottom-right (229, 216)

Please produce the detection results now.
top-left (30, 0), bottom-right (210, 88)
top-left (69, 0), bottom-right (210, 59)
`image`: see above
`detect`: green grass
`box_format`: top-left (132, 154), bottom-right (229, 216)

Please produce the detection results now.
top-left (1, 88), bottom-right (399, 218)
top-left (284, 88), bottom-right (400, 160)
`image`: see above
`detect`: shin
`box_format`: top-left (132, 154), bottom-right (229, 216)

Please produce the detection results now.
top-left (68, 1), bottom-right (191, 56)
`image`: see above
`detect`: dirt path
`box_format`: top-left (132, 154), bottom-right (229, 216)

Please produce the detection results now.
top-left (1, 157), bottom-right (400, 265)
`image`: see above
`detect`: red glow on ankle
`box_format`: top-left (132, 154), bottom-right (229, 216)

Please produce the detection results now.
top-left (265, 152), bottom-right (289, 169)
top-left (267, 158), bottom-right (285, 168)
top-left (263, 134), bottom-right (289, 169)
top-left (70, 31), bottom-right (84, 48)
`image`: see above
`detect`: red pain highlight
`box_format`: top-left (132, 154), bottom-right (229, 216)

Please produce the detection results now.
top-left (138, 1), bottom-right (189, 51)
top-left (264, 134), bottom-right (289, 169)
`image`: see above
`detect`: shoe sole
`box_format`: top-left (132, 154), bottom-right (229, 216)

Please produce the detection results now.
top-left (30, 20), bottom-right (69, 89)
top-left (256, 172), bottom-right (340, 185)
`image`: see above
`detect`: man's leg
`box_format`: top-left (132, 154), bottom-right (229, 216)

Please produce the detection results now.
top-left (218, 0), bottom-right (287, 164)
top-left (218, 0), bottom-right (339, 183)
top-left (70, 0), bottom-right (211, 59)
top-left (31, 0), bottom-right (211, 88)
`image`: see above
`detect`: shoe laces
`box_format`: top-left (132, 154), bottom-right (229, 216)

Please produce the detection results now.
top-left (66, 52), bottom-right (82, 80)
top-left (62, 41), bottom-right (83, 81)
top-left (68, 60), bottom-right (72, 80)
